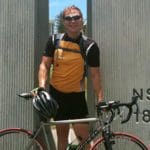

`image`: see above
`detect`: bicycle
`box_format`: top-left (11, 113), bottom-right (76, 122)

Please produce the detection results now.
top-left (0, 89), bottom-right (149, 150)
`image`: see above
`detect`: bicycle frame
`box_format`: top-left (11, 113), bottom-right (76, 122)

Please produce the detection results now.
top-left (23, 109), bottom-right (147, 150)
top-left (14, 92), bottom-right (148, 150)
top-left (0, 111), bottom-right (148, 150)
top-left (50, 113), bottom-right (122, 150)
top-left (24, 118), bottom-right (99, 150)
top-left (51, 118), bottom-right (99, 150)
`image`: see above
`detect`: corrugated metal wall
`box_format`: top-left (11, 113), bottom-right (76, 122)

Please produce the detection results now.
top-left (87, 0), bottom-right (150, 145)
top-left (0, 0), bottom-right (36, 129)
top-left (0, 0), bottom-right (56, 149)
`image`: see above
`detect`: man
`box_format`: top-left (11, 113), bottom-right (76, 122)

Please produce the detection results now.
top-left (38, 5), bottom-right (103, 150)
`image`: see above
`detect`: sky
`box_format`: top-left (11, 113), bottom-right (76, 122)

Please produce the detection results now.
top-left (49, 0), bottom-right (87, 20)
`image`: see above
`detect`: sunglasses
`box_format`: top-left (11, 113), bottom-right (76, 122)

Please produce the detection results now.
top-left (64, 15), bottom-right (81, 21)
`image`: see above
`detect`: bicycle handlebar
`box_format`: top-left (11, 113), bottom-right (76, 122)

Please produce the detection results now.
top-left (18, 89), bottom-right (139, 124)
top-left (97, 96), bottom-right (139, 124)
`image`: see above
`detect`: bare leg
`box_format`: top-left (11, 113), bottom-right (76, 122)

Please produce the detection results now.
top-left (73, 123), bottom-right (91, 150)
top-left (56, 124), bottom-right (69, 150)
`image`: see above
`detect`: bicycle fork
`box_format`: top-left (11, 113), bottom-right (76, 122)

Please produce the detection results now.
top-left (102, 130), bottom-right (115, 150)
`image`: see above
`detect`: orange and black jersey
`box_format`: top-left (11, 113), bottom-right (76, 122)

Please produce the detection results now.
top-left (42, 33), bottom-right (100, 93)
top-left (43, 33), bottom-right (100, 67)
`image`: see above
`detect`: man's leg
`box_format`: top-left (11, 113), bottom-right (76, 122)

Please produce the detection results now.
top-left (56, 124), bottom-right (69, 150)
top-left (73, 123), bottom-right (91, 149)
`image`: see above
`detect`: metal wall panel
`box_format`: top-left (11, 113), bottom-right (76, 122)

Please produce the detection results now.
top-left (0, 0), bottom-right (36, 129)
top-left (0, 0), bottom-right (48, 135)
top-left (0, 0), bottom-right (56, 149)
top-left (87, 0), bottom-right (150, 145)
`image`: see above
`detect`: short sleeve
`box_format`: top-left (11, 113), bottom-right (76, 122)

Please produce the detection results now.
top-left (43, 36), bottom-right (55, 57)
top-left (86, 42), bottom-right (100, 67)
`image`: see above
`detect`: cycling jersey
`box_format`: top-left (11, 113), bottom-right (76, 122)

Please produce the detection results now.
top-left (43, 33), bottom-right (100, 93)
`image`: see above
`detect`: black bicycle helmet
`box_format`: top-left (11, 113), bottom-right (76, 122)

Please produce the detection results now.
top-left (33, 90), bottom-right (58, 119)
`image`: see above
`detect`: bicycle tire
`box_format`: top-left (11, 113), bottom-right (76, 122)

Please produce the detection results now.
top-left (0, 128), bottom-right (45, 150)
top-left (90, 132), bottom-right (148, 150)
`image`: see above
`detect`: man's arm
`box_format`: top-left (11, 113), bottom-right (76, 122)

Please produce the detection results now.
top-left (89, 67), bottom-right (104, 102)
top-left (38, 56), bottom-right (53, 88)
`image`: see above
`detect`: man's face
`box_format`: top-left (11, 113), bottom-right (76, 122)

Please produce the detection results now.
top-left (63, 9), bottom-right (83, 34)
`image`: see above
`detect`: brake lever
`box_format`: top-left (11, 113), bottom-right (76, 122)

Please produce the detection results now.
top-left (116, 107), bottom-right (120, 115)
top-left (109, 109), bottom-right (115, 123)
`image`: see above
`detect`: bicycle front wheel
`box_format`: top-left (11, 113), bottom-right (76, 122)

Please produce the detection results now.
top-left (0, 128), bottom-right (45, 150)
top-left (91, 132), bottom-right (148, 150)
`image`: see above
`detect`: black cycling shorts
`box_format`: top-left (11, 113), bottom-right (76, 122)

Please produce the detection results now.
top-left (49, 85), bottom-right (89, 121)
